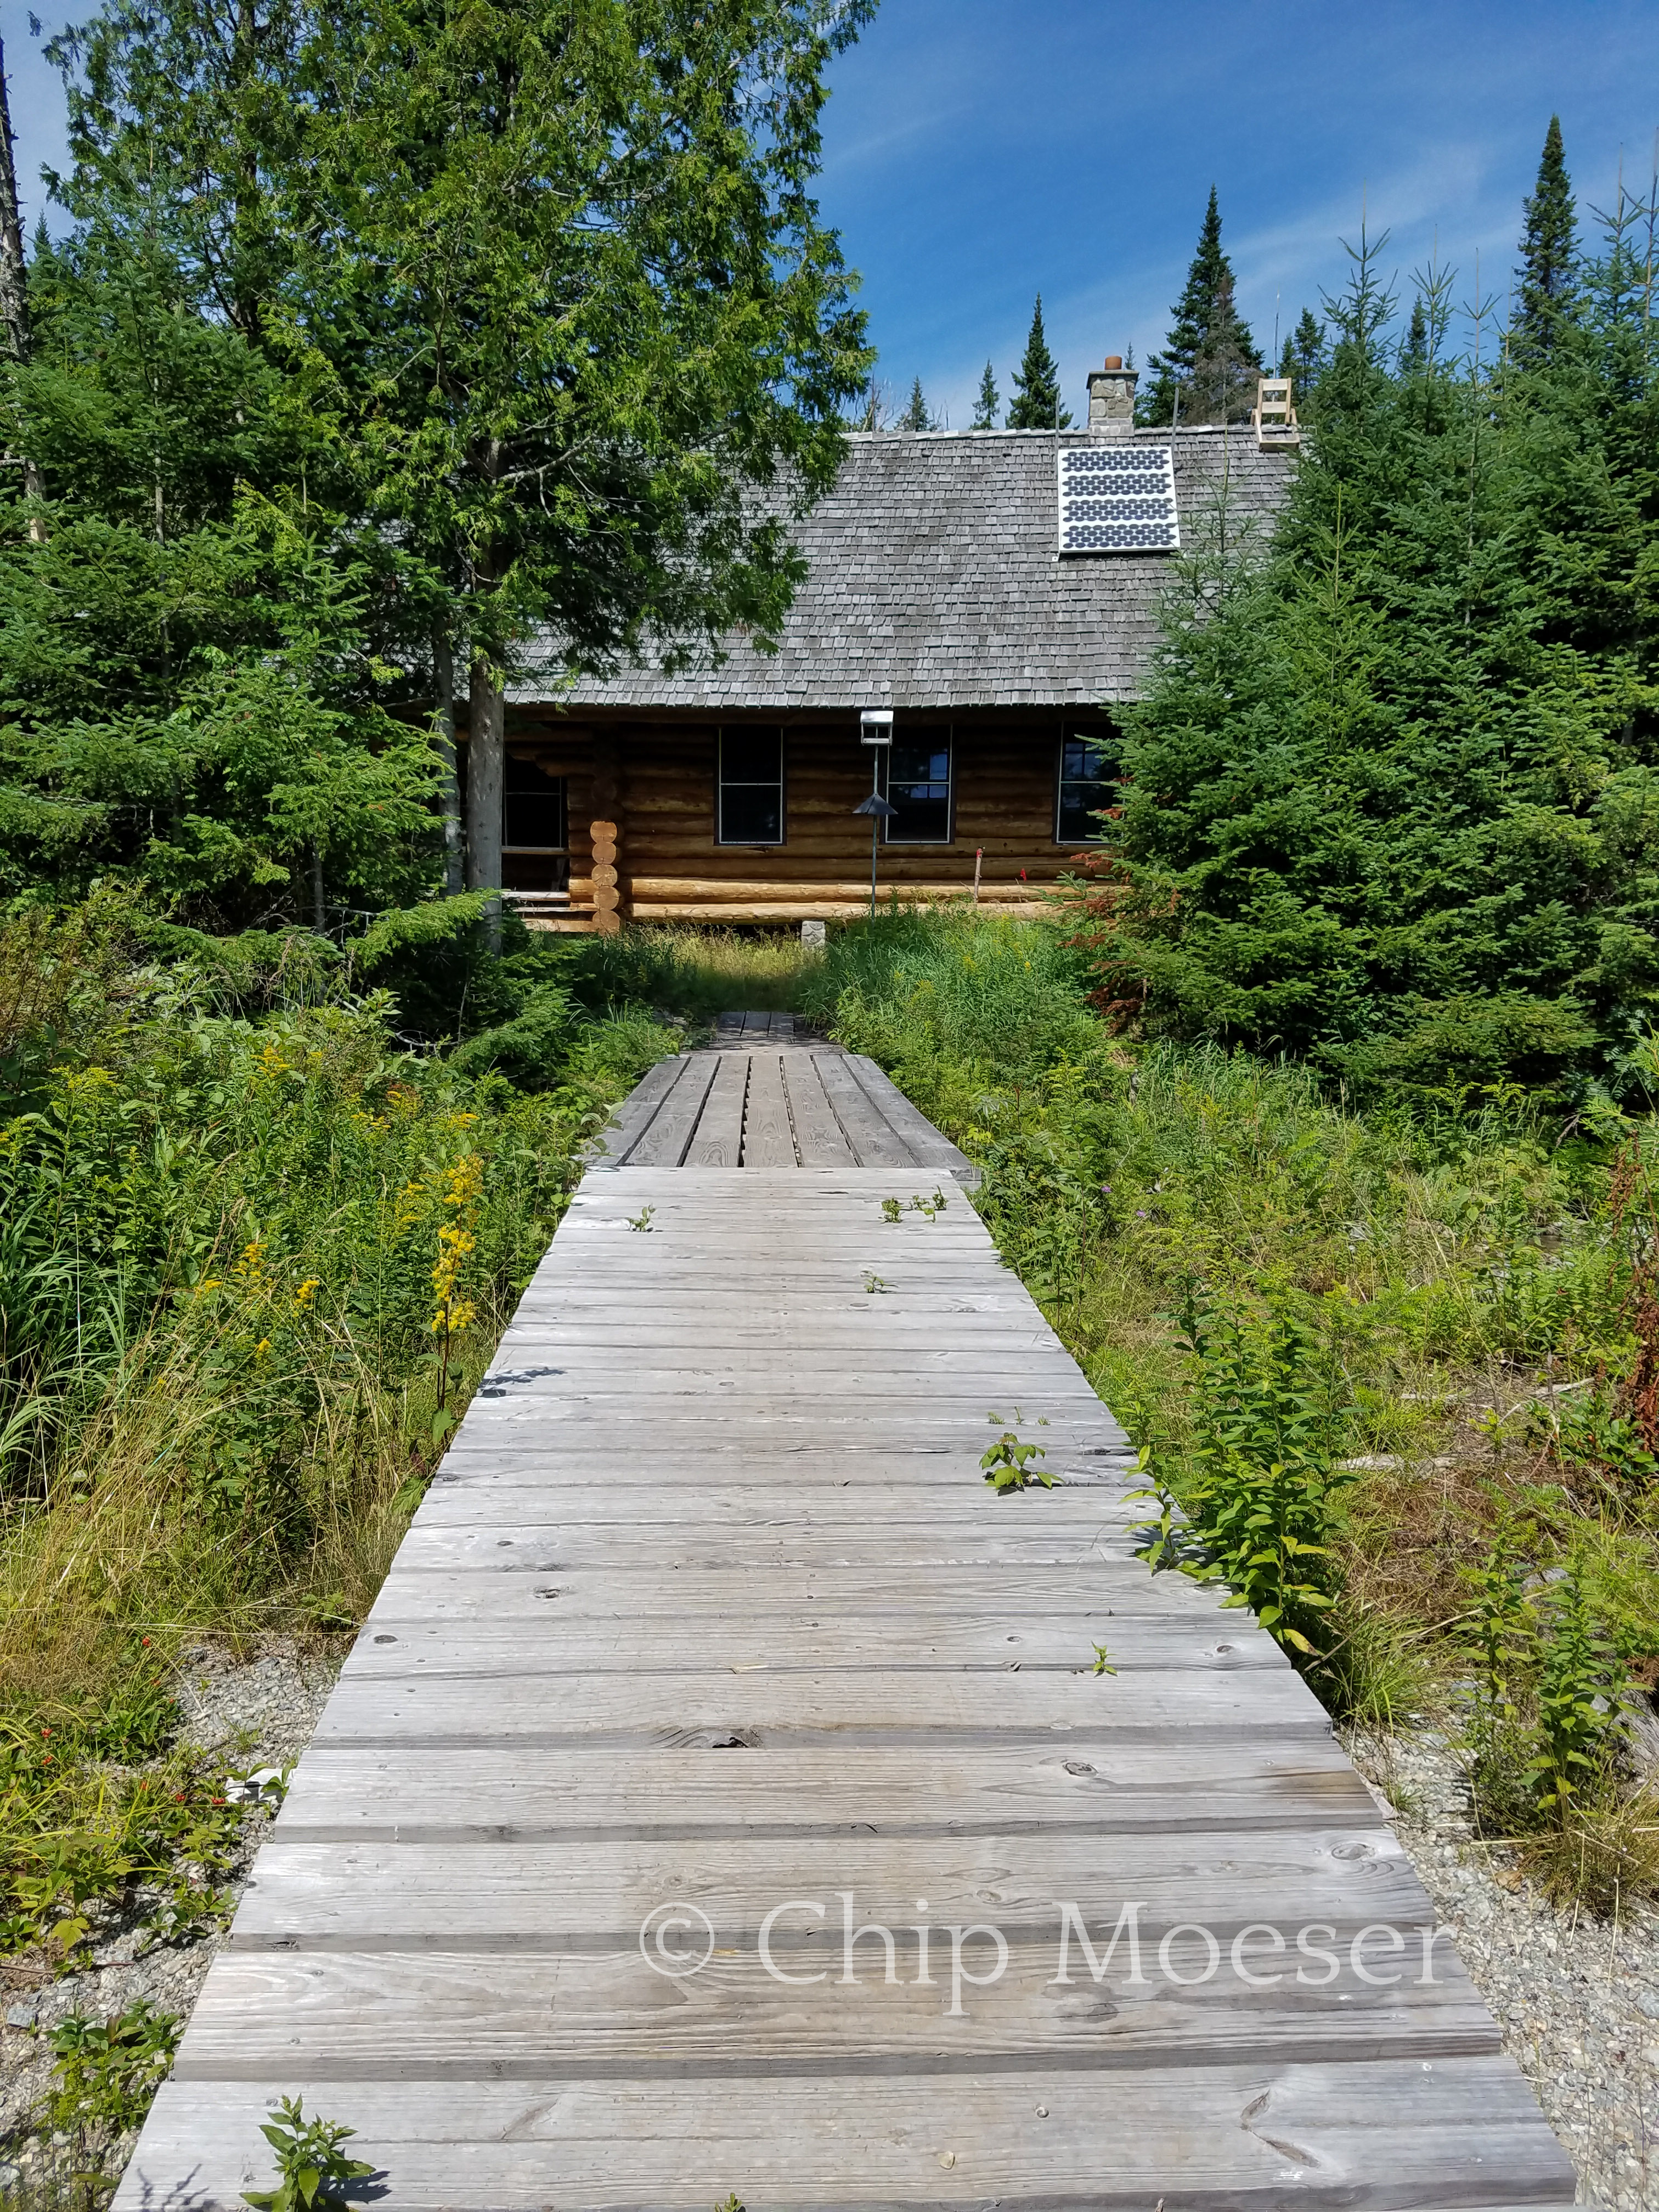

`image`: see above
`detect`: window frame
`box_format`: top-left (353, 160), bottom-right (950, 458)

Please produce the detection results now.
top-left (1054, 731), bottom-right (1116, 846)
top-left (501, 758), bottom-right (569, 857)
top-left (716, 725), bottom-right (787, 848)
top-left (880, 725), bottom-right (955, 846)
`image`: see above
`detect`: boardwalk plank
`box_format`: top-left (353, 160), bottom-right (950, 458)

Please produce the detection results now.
top-left (274, 1739), bottom-right (1380, 1837)
top-left (811, 1052), bottom-right (917, 1167)
top-left (235, 1828), bottom-right (1427, 1939)
top-left (741, 1052), bottom-right (798, 1166)
top-left (844, 1054), bottom-right (980, 1187)
top-left (121, 2061), bottom-right (1576, 2211)
top-left (588, 1053), bottom-right (685, 1165)
top-left (111, 1112), bottom-right (1572, 2210)
top-left (684, 1051), bottom-right (748, 1166)
top-left (176, 1944), bottom-right (1498, 2075)
top-left (627, 1053), bottom-right (720, 1167)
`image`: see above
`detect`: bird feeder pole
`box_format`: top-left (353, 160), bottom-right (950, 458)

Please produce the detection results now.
top-left (856, 710), bottom-right (895, 920)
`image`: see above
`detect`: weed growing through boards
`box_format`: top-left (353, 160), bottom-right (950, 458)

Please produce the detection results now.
top-left (981, 1412), bottom-right (1052, 1492)
top-left (242, 2097), bottom-right (376, 2212)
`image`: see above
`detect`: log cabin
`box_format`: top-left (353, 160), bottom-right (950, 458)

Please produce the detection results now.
top-left (481, 362), bottom-right (1294, 932)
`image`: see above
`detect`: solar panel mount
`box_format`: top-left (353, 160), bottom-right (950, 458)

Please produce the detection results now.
top-left (1058, 444), bottom-right (1179, 554)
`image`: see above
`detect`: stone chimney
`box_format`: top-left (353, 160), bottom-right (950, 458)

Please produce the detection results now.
top-left (1086, 356), bottom-right (1138, 437)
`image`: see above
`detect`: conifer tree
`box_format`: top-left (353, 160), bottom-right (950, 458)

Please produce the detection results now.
top-left (900, 376), bottom-right (933, 431)
top-left (1138, 187), bottom-right (1260, 425)
top-left (1400, 296), bottom-right (1430, 370)
top-left (970, 360), bottom-right (999, 430)
top-left (1514, 115), bottom-right (1579, 366)
top-left (1007, 295), bottom-right (1071, 428)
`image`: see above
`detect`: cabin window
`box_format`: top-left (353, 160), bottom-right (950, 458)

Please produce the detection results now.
top-left (502, 758), bottom-right (569, 889)
top-left (718, 727), bottom-right (785, 845)
top-left (882, 732), bottom-right (953, 844)
top-left (1056, 735), bottom-right (1115, 843)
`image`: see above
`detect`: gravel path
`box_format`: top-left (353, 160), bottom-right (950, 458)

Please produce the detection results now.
top-left (1346, 1725), bottom-right (1659, 2211)
top-left (0, 1637), bottom-right (342, 2199)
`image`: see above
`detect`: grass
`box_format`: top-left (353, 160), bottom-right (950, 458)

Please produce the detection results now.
top-left (5, 887), bottom-right (1658, 2159)
top-left (0, 905), bottom-right (680, 2027)
top-left (568, 923), bottom-right (819, 1020)
top-left (802, 907), bottom-right (1659, 1906)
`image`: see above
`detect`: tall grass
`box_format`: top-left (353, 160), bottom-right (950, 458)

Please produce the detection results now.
top-left (569, 924), bottom-right (817, 1019)
top-left (809, 912), bottom-right (1659, 1887)
top-left (0, 911), bottom-right (678, 1712)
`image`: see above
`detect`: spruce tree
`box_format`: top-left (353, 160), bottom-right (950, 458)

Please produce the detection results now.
top-left (1007, 295), bottom-right (1071, 428)
top-left (1400, 297), bottom-right (1430, 370)
top-left (1139, 187), bottom-right (1260, 425)
top-left (900, 376), bottom-right (933, 431)
top-left (970, 360), bottom-right (999, 430)
top-left (1514, 115), bottom-right (1579, 366)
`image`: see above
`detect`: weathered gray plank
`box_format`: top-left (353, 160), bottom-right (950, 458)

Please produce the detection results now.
top-left (811, 1050), bottom-right (917, 1167)
top-left (683, 1051), bottom-right (748, 1166)
top-left (358, 1563), bottom-right (1211, 1622)
top-left (588, 1053), bottom-right (686, 1165)
top-left (118, 2061), bottom-right (1578, 2212)
top-left (336, 1613), bottom-right (1288, 1678)
top-left (627, 1052), bottom-right (721, 1167)
top-left (740, 1052), bottom-right (798, 1167)
top-left (177, 1941), bottom-right (1496, 2078)
top-left (230, 1826), bottom-right (1429, 1939)
top-left (273, 1739), bottom-right (1381, 1838)
top-left (844, 1053), bottom-right (980, 1188)
top-left (312, 1665), bottom-right (1330, 1747)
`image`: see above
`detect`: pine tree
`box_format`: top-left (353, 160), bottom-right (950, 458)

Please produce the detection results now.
top-left (1188, 270), bottom-right (1259, 425)
top-left (1274, 308), bottom-right (1325, 404)
top-left (1400, 297), bottom-right (1430, 370)
top-left (1007, 295), bottom-right (1071, 428)
top-left (900, 376), bottom-right (933, 431)
top-left (1514, 115), bottom-right (1579, 366)
top-left (970, 360), bottom-right (999, 430)
top-left (1138, 188), bottom-right (1260, 425)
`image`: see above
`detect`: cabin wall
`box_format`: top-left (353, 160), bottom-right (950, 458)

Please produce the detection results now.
top-left (494, 710), bottom-right (1114, 928)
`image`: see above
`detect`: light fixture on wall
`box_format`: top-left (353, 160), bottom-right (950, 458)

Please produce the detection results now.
top-left (856, 711), bottom-right (896, 918)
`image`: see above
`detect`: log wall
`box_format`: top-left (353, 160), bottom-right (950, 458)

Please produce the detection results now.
top-left (496, 709), bottom-right (1113, 928)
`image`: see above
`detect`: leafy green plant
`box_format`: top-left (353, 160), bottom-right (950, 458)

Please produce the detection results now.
top-left (980, 1419), bottom-right (1052, 1493)
top-left (1527, 1562), bottom-right (1623, 1819)
top-left (881, 1197), bottom-right (902, 1223)
top-left (1091, 1643), bottom-right (1116, 1676)
top-left (1138, 1289), bottom-right (1353, 1658)
top-left (47, 2001), bottom-right (180, 2138)
top-left (242, 2097), bottom-right (375, 2212)
top-left (627, 1206), bottom-right (656, 1233)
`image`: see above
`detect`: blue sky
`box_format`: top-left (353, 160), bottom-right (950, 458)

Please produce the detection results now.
top-left (816, 0), bottom-right (1659, 425)
top-left (6, 0), bottom-right (1656, 428)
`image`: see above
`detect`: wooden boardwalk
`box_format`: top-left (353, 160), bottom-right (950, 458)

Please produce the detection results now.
top-left (116, 1063), bottom-right (1576, 2210)
top-left (597, 1035), bottom-right (980, 1184)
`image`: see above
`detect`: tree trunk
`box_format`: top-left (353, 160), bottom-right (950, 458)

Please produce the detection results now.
top-left (0, 31), bottom-right (46, 539)
top-left (465, 653), bottom-right (504, 945)
top-left (432, 628), bottom-right (465, 895)
top-left (311, 844), bottom-right (326, 933)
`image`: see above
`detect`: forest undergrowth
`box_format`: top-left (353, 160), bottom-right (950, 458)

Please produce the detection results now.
top-left (801, 907), bottom-right (1659, 1916)
top-left (7, 899), bottom-right (1659, 2200)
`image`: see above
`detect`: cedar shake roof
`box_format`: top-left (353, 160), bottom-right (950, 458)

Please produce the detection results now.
top-left (515, 425), bottom-right (1293, 714)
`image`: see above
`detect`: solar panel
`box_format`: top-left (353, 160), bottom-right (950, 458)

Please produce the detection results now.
top-left (1058, 445), bottom-right (1179, 553)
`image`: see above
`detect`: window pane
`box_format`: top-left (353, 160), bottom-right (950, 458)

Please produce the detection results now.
top-left (717, 727), bottom-right (784, 844)
top-left (1057, 735), bottom-right (1115, 843)
top-left (720, 783), bottom-right (782, 844)
top-left (503, 761), bottom-right (567, 850)
top-left (721, 729), bottom-right (783, 785)
top-left (885, 737), bottom-right (951, 844)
